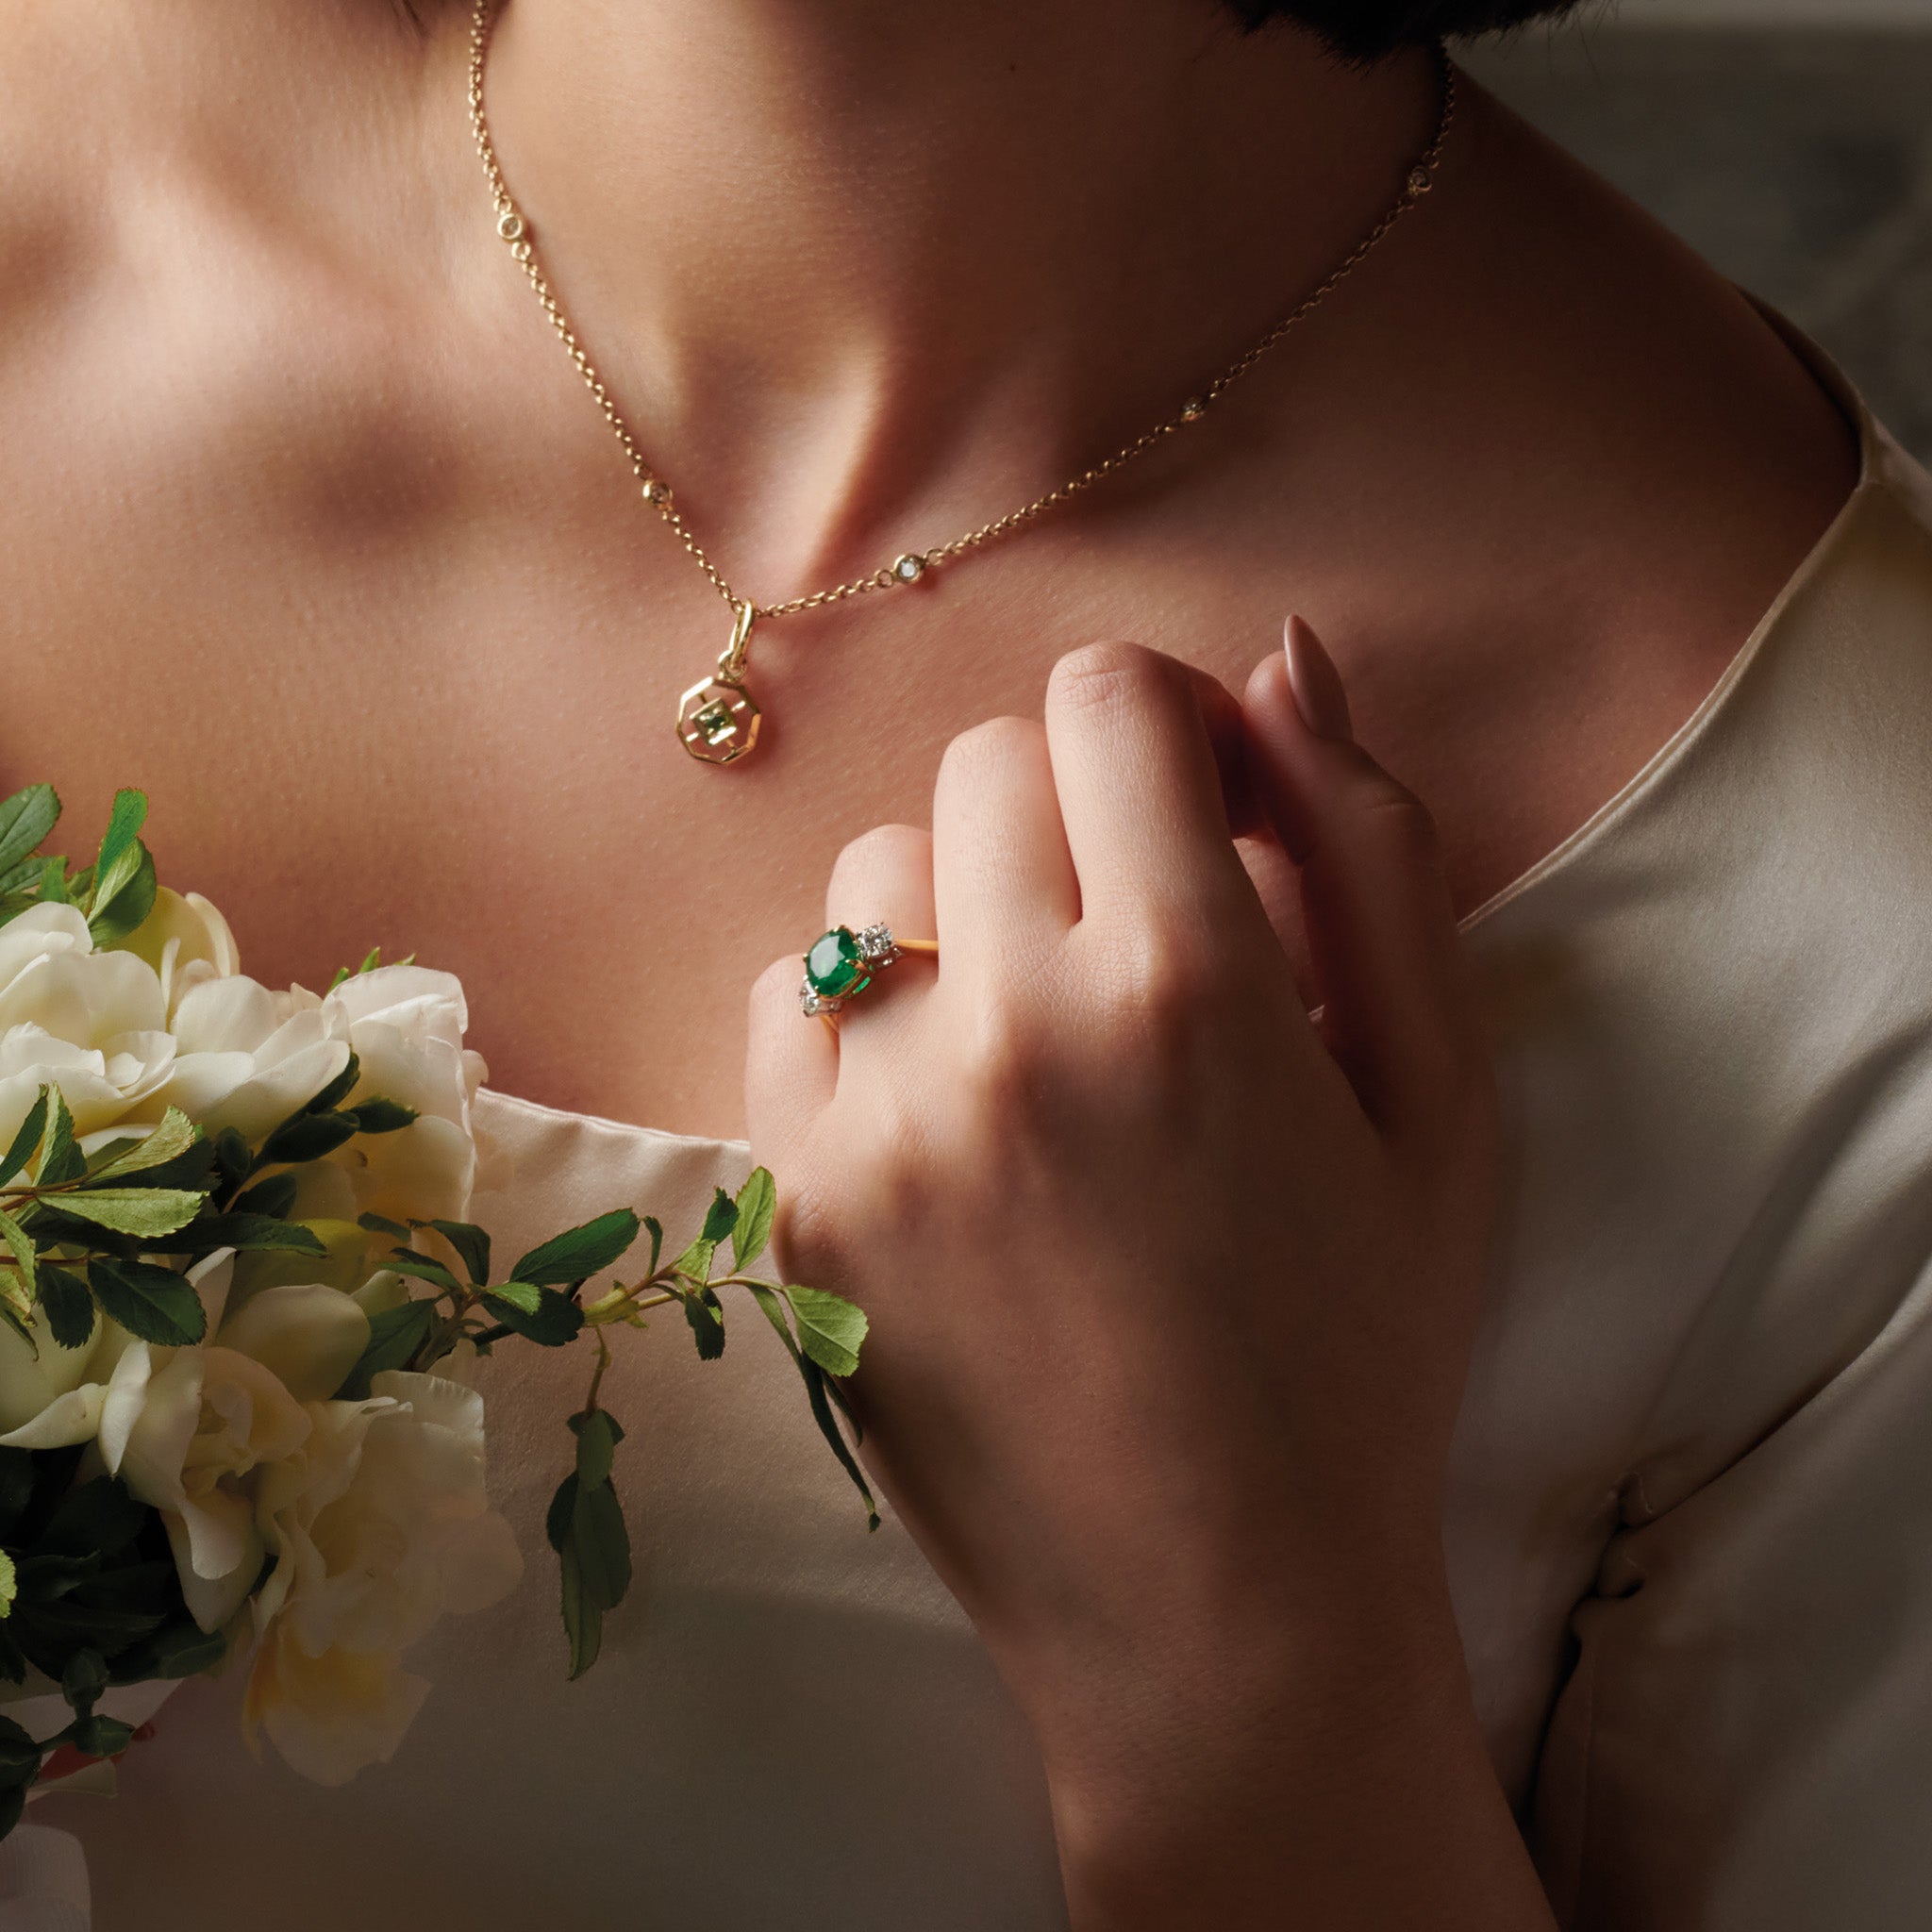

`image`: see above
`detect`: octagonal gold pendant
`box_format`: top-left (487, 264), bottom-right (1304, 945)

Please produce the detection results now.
top-left (676, 675), bottom-right (761, 765)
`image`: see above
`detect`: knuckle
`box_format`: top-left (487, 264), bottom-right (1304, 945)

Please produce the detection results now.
top-left (958, 1002), bottom-right (1057, 1122)
top-left (1046, 639), bottom-right (1170, 716)
top-left (1357, 778), bottom-right (1441, 855)
top-left (941, 712), bottom-right (1041, 775)
top-left (830, 821), bottom-right (927, 882)
top-left (1088, 919), bottom-right (1218, 1046)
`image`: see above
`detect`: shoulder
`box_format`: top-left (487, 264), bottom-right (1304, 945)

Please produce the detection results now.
top-left (0, 0), bottom-right (476, 634)
top-left (0, 0), bottom-right (455, 457)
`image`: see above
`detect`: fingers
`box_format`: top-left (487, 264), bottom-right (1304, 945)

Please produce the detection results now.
top-left (1043, 641), bottom-right (1271, 935)
top-left (822, 823), bottom-right (941, 1089)
top-left (825, 822), bottom-right (938, 943)
top-left (932, 716), bottom-right (1080, 979)
top-left (745, 954), bottom-right (837, 1163)
top-left (1242, 617), bottom-right (1484, 1149)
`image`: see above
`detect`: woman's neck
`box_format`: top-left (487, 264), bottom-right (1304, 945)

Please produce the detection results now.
top-left (468, 0), bottom-right (1437, 590)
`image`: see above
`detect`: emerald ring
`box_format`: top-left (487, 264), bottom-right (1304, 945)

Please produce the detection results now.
top-left (800, 924), bottom-right (938, 1020)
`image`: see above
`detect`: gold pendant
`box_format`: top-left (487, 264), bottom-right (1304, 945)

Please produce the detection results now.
top-left (676, 603), bottom-right (762, 766)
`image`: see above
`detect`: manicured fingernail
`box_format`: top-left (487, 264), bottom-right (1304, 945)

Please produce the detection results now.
top-left (1284, 615), bottom-right (1354, 741)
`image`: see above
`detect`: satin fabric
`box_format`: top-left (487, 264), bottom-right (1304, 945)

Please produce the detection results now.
top-left (44, 353), bottom-right (1932, 1928)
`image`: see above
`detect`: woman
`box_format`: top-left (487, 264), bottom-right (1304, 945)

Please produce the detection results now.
top-left (4, 0), bottom-right (1927, 1922)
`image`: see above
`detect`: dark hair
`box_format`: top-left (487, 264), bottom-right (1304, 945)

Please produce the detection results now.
top-left (1223, 0), bottom-right (1584, 61)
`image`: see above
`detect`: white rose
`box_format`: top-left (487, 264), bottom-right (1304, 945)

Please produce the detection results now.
top-left (0, 905), bottom-right (174, 1147)
top-left (0, 1255), bottom-right (373, 1634)
top-left (314, 966), bottom-right (488, 1224)
top-left (243, 1371), bottom-right (522, 1786)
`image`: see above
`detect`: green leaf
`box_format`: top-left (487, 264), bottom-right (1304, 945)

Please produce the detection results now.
top-left (0, 1208), bottom-right (35, 1303)
top-left (106, 1617), bottom-right (226, 1686)
top-left (70, 1713), bottom-right (135, 1760)
top-left (571, 1477), bottom-right (631, 1615)
top-left (230, 1174), bottom-right (299, 1221)
top-left (336, 1297), bottom-right (435, 1401)
top-left (61, 1646), bottom-right (108, 1716)
top-left (746, 1286), bottom-right (879, 1531)
top-left (211, 1128), bottom-right (252, 1190)
top-left (673, 1236), bottom-right (715, 1286)
top-left (87, 838), bottom-right (157, 949)
top-left (38, 1271), bottom-right (95, 1352)
top-left (258, 1110), bottom-right (358, 1167)
top-left (35, 1090), bottom-right (83, 1186)
top-left (0, 1552), bottom-right (14, 1620)
top-left (49, 1189), bottom-right (204, 1240)
top-left (154, 1214), bottom-right (326, 1257)
top-left (642, 1215), bottom-right (663, 1275)
top-left (85, 1257), bottom-right (207, 1348)
top-left (0, 785), bottom-right (58, 877)
top-left (511, 1209), bottom-right (640, 1287)
top-left (348, 1098), bottom-right (417, 1135)
top-left (358, 945), bottom-right (383, 975)
top-left (0, 1713), bottom-right (37, 1785)
top-left (358, 1211), bottom-right (410, 1240)
top-left (424, 1221), bottom-right (490, 1286)
top-left (781, 1284), bottom-right (869, 1379)
top-left (86, 1108), bottom-right (201, 1183)
top-left (800, 1356), bottom-right (880, 1531)
top-left (0, 1091), bottom-right (49, 1189)
top-left (41, 1480), bottom-right (148, 1562)
top-left (37, 857), bottom-right (69, 905)
top-left (480, 1278), bottom-right (541, 1315)
top-left (545, 1474), bottom-right (577, 1556)
top-left (382, 1252), bottom-right (463, 1296)
top-left (700, 1188), bottom-right (739, 1246)
top-left (485, 1286), bottom-right (583, 1348)
top-left (570, 1407), bottom-right (625, 1489)
top-left (731, 1168), bottom-right (777, 1273)
top-left (302, 1052), bottom-right (361, 1119)
top-left (558, 1531), bottom-right (599, 1680)
top-left (92, 790), bottom-right (147, 887)
top-left (680, 1285), bottom-right (726, 1361)
top-left (0, 1453), bottom-right (34, 1543)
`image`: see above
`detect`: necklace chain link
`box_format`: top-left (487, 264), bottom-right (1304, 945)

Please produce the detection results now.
top-left (466, 0), bottom-right (1455, 758)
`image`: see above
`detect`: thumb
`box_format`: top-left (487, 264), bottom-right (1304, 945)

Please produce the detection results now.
top-left (1241, 616), bottom-right (1486, 1151)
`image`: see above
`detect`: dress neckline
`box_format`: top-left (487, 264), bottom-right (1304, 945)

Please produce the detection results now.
top-left (487, 311), bottom-right (1892, 1154)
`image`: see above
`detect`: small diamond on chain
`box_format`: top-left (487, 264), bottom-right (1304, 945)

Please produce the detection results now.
top-left (892, 553), bottom-right (927, 584)
top-left (1407, 166), bottom-right (1433, 197)
top-left (496, 208), bottom-right (525, 242)
top-left (1180, 397), bottom-right (1208, 423)
top-left (642, 480), bottom-right (673, 507)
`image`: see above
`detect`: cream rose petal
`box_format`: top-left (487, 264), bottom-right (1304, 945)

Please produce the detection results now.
top-left (218, 1283), bottom-right (371, 1404)
top-left (115, 1345), bottom-right (312, 1586)
top-left (0, 905), bottom-right (94, 996)
top-left (244, 1623), bottom-right (431, 1789)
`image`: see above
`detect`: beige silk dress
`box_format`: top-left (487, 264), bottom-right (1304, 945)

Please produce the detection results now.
top-left (34, 347), bottom-right (1932, 1930)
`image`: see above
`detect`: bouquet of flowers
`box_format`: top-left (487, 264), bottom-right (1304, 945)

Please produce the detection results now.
top-left (0, 782), bottom-right (872, 1834)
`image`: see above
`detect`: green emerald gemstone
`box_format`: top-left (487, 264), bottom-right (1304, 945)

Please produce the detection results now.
top-left (693, 699), bottom-right (738, 746)
top-left (805, 926), bottom-right (870, 1000)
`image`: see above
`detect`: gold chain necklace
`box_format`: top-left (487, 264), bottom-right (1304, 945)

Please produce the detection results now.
top-left (467, 1), bottom-right (1456, 767)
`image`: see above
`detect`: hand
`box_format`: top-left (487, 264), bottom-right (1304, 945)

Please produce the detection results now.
top-left (746, 622), bottom-right (1553, 1928)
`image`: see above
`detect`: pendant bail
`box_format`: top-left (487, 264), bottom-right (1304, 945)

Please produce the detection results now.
top-left (718, 600), bottom-right (757, 685)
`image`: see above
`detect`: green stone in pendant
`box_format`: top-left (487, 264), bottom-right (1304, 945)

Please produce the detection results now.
top-left (692, 699), bottom-right (739, 746)
top-left (805, 926), bottom-right (871, 1000)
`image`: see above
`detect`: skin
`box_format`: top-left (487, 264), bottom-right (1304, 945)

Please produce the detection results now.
top-left (748, 623), bottom-right (1554, 1923)
top-left (0, 0), bottom-right (1857, 1915)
